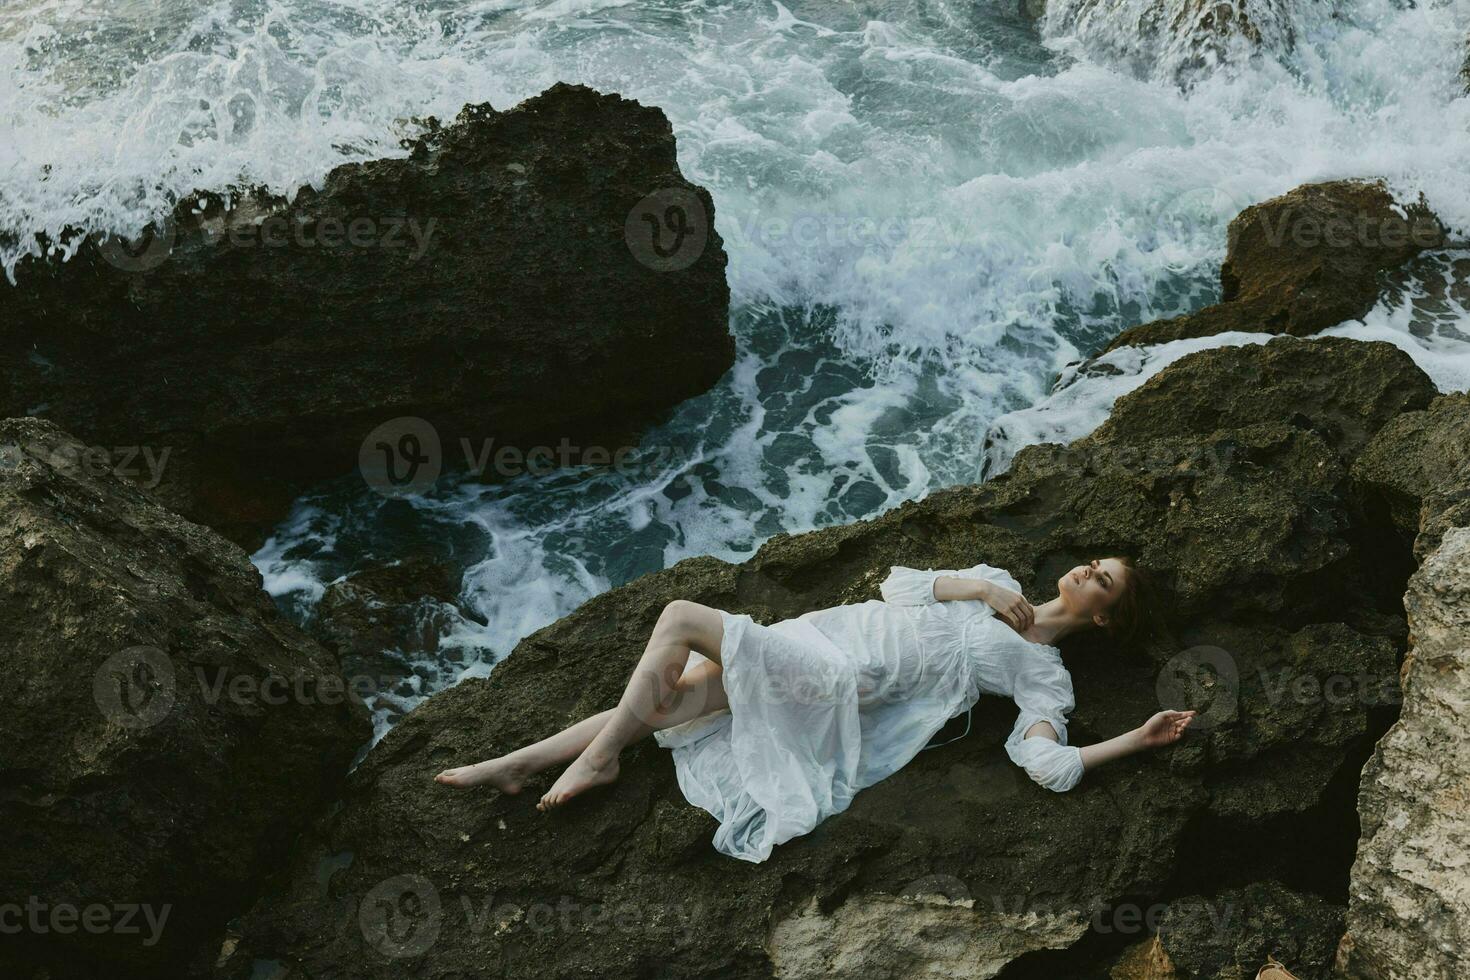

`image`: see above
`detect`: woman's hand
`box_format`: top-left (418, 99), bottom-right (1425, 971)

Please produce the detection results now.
top-left (1138, 709), bottom-right (1197, 749)
top-left (977, 580), bottom-right (1035, 633)
top-left (1079, 709), bottom-right (1199, 772)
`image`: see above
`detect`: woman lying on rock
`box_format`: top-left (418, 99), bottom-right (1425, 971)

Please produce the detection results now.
top-left (436, 559), bottom-right (1196, 863)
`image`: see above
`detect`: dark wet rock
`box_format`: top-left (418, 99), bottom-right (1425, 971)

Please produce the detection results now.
top-left (1159, 881), bottom-right (1344, 980)
top-left (1337, 527), bottom-right (1470, 980)
top-left (311, 556), bottom-right (486, 730)
top-left (0, 417), bottom-right (371, 980)
top-left (313, 556), bottom-right (465, 667)
top-left (216, 336), bottom-right (1429, 980)
top-left (1349, 391), bottom-right (1470, 562)
top-left (1090, 336), bottom-right (1437, 467)
top-left (1105, 181), bottom-right (1445, 352)
top-left (1110, 881), bottom-right (1345, 980)
top-left (1159, 619), bottom-right (1396, 823)
top-left (0, 83), bottom-right (734, 550)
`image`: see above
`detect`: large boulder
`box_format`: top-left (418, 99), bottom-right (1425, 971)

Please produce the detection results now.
top-left (1089, 337), bottom-right (1437, 466)
top-left (1335, 529), bottom-right (1470, 980)
top-left (1105, 181), bottom-right (1444, 352)
top-left (0, 83), bottom-right (734, 549)
top-left (0, 418), bottom-right (372, 978)
top-left (216, 336), bottom-right (1426, 979)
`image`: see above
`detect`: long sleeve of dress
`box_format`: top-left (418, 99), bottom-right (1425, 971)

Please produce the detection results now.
top-left (1005, 656), bottom-right (1085, 792)
top-left (879, 563), bottom-right (1024, 607)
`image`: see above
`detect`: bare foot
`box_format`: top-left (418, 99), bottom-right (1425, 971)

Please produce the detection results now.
top-left (536, 751), bottom-right (620, 812)
top-left (435, 756), bottom-right (528, 793)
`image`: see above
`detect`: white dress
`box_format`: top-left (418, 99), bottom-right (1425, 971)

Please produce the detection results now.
top-left (653, 563), bottom-right (1086, 863)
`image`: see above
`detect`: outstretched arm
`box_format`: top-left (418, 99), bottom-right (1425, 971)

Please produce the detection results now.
top-left (1024, 710), bottom-right (1196, 771)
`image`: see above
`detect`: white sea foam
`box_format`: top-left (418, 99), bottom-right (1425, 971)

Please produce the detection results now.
top-left (1322, 249), bottom-right (1470, 393)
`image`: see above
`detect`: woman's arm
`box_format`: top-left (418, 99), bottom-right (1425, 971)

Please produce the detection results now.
top-left (935, 576), bottom-right (1035, 632)
top-left (1024, 710), bottom-right (1196, 771)
top-left (880, 563), bottom-right (1025, 611)
top-left (931, 575), bottom-right (989, 601)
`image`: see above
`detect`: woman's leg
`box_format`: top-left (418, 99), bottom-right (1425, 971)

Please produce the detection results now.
top-left (537, 599), bottom-right (724, 811)
top-left (435, 619), bottom-right (727, 791)
top-left (435, 710), bottom-right (615, 791)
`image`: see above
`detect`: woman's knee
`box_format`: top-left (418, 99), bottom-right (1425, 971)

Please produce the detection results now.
top-left (656, 599), bottom-right (700, 638)
top-left (655, 596), bottom-right (694, 620)
top-left (655, 600), bottom-right (722, 655)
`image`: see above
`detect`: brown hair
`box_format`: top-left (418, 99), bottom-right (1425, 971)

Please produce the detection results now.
top-left (1101, 556), bottom-right (1153, 649)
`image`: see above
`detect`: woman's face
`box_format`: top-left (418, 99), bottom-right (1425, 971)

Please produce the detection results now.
top-left (1058, 557), bottom-right (1127, 624)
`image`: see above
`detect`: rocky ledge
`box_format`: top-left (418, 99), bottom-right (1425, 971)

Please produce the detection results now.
top-left (0, 418), bottom-right (371, 979)
top-left (1104, 180), bottom-right (1444, 352)
top-left (0, 83), bottom-right (734, 549)
top-left (214, 331), bottom-right (1448, 980)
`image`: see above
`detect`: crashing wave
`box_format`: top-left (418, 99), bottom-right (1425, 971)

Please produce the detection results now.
top-left (1034, 0), bottom-right (1300, 85)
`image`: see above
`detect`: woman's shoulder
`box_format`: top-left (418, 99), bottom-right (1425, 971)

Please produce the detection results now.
top-left (1022, 636), bottom-right (1064, 658)
top-left (1017, 641), bottom-right (1070, 678)
top-left (963, 561), bottom-right (1023, 587)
